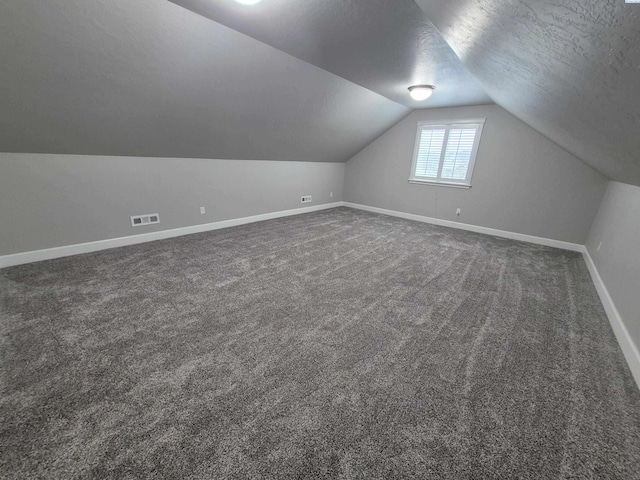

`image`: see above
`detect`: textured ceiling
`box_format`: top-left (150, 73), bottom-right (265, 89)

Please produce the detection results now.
top-left (2, 0), bottom-right (638, 184)
top-left (414, 0), bottom-right (640, 186)
top-left (169, 0), bottom-right (492, 108)
top-left (0, 0), bottom-right (408, 162)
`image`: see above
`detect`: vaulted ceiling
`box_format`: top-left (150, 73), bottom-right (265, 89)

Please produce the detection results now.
top-left (414, 0), bottom-right (640, 186)
top-left (1, 0), bottom-right (639, 185)
top-left (168, 0), bottom-right (492, 108)
top-left (0, 0), bottom-right (410, 162)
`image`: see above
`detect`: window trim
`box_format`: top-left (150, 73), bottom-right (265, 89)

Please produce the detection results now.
top-left (409, 118), bottom-right (485, 188)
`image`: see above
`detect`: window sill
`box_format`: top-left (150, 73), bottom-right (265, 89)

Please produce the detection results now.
top-left (408, 179), bottom-right (471, 189)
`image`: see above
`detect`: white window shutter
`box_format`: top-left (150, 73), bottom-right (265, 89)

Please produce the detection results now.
top-left (414, 128), bottom-right (445, 178)
top-left (441, 128), bottom-right (477, 181)
top-left (409, 120), bottom-right (484, 187)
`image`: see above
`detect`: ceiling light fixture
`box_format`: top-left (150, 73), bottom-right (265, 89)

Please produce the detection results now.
top-left (408, 85), bottom-right (436, 101)
top-left (234, 0), bottom-right (262, 5)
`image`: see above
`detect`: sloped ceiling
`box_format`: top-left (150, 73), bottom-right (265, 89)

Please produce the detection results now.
top-left (168, 0), bottom-right (493, 108)
top-left (3, 0), bottom-right (637, 184)
top-left (0, 0), bottom-right (495, 163)
top-left (0, 0), bottom-right (409, 162)
top-left (414, 0), bottom-right (640, 186)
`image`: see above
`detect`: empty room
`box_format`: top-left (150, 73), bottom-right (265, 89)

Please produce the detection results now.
top-left (1, 0), bottom-right (639, 478)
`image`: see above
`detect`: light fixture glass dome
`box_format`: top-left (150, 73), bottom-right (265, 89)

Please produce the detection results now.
top-left (235, 0), bottom-right (262, 4)
top-left (408, 85), bottom-right (436, 101)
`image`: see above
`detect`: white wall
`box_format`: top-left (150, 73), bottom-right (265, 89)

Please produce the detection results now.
top-left (586, 181), bottom-right (640, 362)
top-left (344, 105), bottom-right (607, 244)
top-left (0, 153), bottom-right (345, 256)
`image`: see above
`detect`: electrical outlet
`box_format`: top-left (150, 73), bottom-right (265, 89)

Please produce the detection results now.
top-left (301, 195), bottom-right (312, 203)
top-left (200, 206), bottom-right (206, 215)
top-left (456, 208), bottom-right (461, 216)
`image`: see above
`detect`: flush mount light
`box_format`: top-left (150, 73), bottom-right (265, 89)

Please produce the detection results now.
top-left (408, 85), bottom-right (436, 101)
top-left (234, 0), bottom-right (262, 4)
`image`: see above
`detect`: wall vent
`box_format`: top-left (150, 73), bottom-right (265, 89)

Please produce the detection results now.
top-left (301, 196), bottom-right (312, 203)
top-left (131, 213), bottom-right (160, 227)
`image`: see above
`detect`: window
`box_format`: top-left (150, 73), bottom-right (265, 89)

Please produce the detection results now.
top-left (409, 119), bottom-right (485, 187)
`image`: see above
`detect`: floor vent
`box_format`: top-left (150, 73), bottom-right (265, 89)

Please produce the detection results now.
top-left (131, 213), bottom-right (160, 227)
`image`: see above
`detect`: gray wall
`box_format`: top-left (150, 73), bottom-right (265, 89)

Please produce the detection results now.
top-left (586, 181), bottom-right (640, 352)
top-left (344, 104), bottom-right (607, 244)
top-left (0, 153), bottom-right (344, 256)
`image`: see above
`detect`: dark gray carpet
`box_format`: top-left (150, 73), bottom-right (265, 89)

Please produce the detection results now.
top-left (1, 207), bottom-right (639, 479)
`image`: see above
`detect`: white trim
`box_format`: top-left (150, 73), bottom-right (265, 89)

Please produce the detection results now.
top-left (409, 118), bottom-right (485, 187)
top-left (3, 199), bottom-right (638, 388)
top-left (581, 248), bottom-right (640, 388)
top-left (342, 201), bottom-right (639, 388)
top-left (0, 202), bottom-right (344, 269)
top-left (408, 179), bottom-right (471, 189)
top-left (343, 202), bottom-right (583, 251)
top-left (416, 118), bottom-right (487, 127)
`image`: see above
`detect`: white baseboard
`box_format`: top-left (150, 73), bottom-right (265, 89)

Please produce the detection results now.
top-left (0, 202), bottom-right (344, 269)
top-left (343, 201), bottom-right (639, 388)
top-left (3, 199), bottom-right (638, 388)
top-left (343, 202), bottom-right (583, 252)
top-left (582, 248), bottom-right (640, 388)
